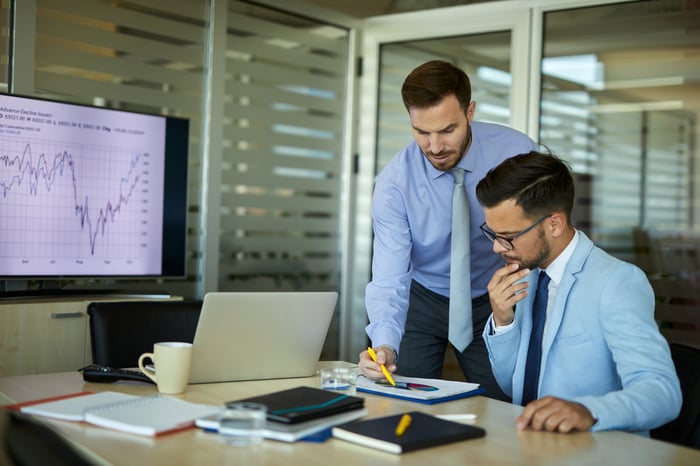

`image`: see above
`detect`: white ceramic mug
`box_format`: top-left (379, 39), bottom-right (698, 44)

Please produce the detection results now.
top-left (138, 342), bottom-right (192, 394)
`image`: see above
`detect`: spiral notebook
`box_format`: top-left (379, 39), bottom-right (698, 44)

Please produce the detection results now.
top-left (15, 391), bottom-right (219, 436)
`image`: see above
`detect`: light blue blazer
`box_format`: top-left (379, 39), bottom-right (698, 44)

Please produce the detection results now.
top-left (483, 231), bottom-right (681, 433)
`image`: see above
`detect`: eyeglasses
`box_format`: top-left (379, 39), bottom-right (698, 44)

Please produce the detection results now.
top-left (479, 214), bottom-right (551, 251)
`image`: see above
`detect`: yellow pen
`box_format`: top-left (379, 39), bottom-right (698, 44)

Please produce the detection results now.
top-left (395, 413), bottom-right (412, 436)
top-left (367, 346), bottom-right (396, 386)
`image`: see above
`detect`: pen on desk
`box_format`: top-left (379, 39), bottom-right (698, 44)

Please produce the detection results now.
top-left (366, 347), bottom-right (396, 386)
top-left (436, 414), bottom-right (478, 422)
top-left (395, 413), bottom-right (412, 436)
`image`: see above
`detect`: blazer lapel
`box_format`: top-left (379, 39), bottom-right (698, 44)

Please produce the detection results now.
top-left (540, 232), bottom-right (595, 360)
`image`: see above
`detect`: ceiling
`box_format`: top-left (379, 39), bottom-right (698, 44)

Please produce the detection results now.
top-left (303, 0), bottom-right (497, 18)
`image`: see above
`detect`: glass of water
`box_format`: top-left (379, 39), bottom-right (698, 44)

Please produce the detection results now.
top-left (320, 366), bottom-right (358, 395)
top-left (219, 401), bottom-right (267, 446)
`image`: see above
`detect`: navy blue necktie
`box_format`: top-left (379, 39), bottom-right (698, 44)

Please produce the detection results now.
top-left (522, 271), bottom-right (551, 405)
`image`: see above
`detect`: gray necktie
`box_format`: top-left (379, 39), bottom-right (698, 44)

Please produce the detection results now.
top-left (449, 168), bottom-right (472, 352)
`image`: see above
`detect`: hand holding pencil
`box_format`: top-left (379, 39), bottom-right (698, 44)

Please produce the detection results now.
top-left (364, 346), bottom-right (396, 386)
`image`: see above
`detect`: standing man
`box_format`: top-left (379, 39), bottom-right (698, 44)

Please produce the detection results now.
top-left (476, 151), bottom-right (681, 433)
top-left (358, 60), bottom-right (538, 401)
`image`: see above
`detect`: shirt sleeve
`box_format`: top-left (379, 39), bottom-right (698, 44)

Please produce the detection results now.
top-left (364, 178), bottom-right (413, 353)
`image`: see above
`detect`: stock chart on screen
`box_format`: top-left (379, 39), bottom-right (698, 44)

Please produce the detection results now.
top-left (0, 95), bottom-right (168, 277)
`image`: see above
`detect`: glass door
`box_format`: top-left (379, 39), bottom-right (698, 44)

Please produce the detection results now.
top-left (346, 3), bottom-right (532, 362)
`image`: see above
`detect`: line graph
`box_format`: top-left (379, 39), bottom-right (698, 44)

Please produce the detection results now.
top-left (0, 93), bottom-right (174, 278)
top-left (0, 136), bottom-right (161, 274)
top-left (1, 142), bottom-right (144, 255)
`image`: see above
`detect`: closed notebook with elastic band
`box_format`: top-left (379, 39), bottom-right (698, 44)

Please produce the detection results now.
top-left (332, 411), bottom-right (486, 454)
top-left (232, 386), bottom-right (365, 424)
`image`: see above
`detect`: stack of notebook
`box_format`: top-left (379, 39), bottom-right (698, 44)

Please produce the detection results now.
top-left (195, 386), bottom-right (367, 442)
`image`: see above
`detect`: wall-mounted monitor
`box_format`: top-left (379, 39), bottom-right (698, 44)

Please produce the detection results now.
top-left (0, 93), bottom-right (189, 280)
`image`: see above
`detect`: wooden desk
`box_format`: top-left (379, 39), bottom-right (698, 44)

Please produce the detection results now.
top-left (1, 371), bottom-right (699, 466)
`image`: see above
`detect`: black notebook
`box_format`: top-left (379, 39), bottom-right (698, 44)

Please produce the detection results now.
top-left (332, 411), bottom-right (486, 454)
top-left (231, 386), bottom-right (365, 424)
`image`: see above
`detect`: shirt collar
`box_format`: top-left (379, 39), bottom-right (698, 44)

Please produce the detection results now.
top-left (541, 230), bottom-right (579, 285)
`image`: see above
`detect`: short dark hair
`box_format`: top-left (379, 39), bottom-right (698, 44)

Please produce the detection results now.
top-left (476, 151), bottom-right (575, 220)
top-left (401, 60), bottom-right (472, 113)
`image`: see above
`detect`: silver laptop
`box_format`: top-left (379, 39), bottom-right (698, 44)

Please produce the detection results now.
top-left (188, 291), bottom-right (338, 384)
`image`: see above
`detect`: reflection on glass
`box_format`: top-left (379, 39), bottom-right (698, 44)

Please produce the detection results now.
top-left (540, 0), bottom-right (699, 346)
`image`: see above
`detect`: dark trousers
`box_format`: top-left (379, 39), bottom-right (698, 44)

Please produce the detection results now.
top-left (397, 280), bottom-right (510, 402)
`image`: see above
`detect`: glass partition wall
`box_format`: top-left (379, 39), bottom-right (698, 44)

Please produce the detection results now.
top-left (218, 2), bottom-right (351, 358)
top-left (538, 0), bottom-right (699, 347)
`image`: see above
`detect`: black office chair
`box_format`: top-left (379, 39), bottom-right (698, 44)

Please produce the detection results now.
top-left (87, 300), bottom-right (202, 368)
top-left (650, 343), bottom-right (700, 449)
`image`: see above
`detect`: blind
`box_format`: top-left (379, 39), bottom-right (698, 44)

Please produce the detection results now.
top-left (219, 1), bottom-right (349, 292)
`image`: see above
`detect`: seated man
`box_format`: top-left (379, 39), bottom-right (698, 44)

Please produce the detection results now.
top-left (475, 150), bottom-right (681, 434)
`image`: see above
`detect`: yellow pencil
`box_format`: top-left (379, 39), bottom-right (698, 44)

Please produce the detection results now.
top-left (367, 346), bottom-right (396, 386)
top-left (395, 413), bottom-right (412, 436)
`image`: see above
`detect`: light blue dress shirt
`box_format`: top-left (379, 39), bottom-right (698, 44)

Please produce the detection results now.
top-left (365, 121), bottom-right (538, 352)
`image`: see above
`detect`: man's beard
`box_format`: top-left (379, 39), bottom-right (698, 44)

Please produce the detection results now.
top-left (424, 124), bottom-right (472, 169)
top-left (501, 229), bottom-right (550, 270)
